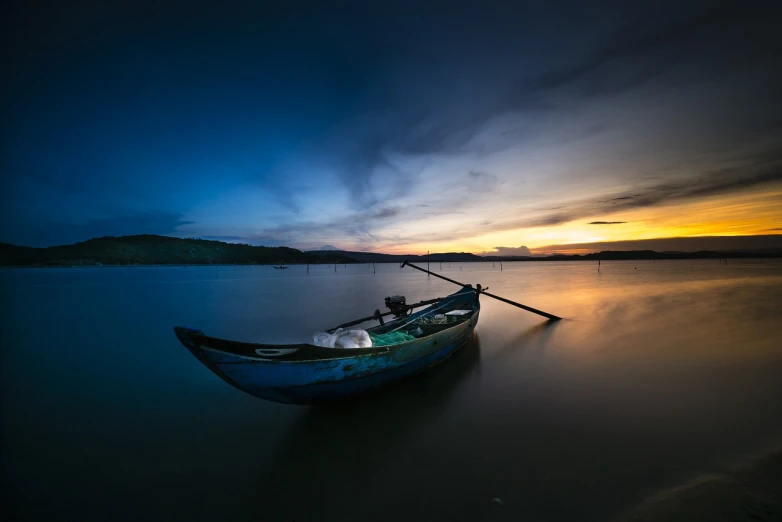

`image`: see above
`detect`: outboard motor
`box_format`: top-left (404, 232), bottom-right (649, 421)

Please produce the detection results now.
top-left (385, 295), bottom-right (408, 317)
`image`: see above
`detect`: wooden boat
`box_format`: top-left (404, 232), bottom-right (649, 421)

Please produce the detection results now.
top-left (174, 261), bottom-right (560, 405)
top-left (174, 285), bottom-right (480, 404)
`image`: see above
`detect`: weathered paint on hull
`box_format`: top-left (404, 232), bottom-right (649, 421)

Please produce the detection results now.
top-left (182, 311), bottom-right (479, 404)
top-left (267, 328), bottom-right (476, 403)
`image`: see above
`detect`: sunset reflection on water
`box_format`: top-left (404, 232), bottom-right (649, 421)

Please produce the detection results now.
top-left (2, 260), bottom-right (781, 521)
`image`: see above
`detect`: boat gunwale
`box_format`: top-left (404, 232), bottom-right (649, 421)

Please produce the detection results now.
top-left (266, 327), bottom-right (477, 399)
top-left (175, 287), bottom-right (479, 363)
top-left (177, 316), bottom-right (476, 364)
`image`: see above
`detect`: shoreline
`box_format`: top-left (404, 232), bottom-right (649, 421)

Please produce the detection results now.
top-left (3, 257), bottom-right (782, 269)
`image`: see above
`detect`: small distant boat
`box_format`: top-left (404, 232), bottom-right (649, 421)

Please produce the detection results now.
top-left (174, 261), bottom-right (560, 404)
top-left (272, 260), bottom-right (288, 270)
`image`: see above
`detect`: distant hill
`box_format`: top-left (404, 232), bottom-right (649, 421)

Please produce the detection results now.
top-left (1, 235), bottom-right (780, 267)
top-left (307, 250), bottom-right (484, 263)
top-left (0, 235), bottom-right (356, 267)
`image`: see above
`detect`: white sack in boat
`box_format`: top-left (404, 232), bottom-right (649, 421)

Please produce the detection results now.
top-left (312, 328), bottom-right (372, 348)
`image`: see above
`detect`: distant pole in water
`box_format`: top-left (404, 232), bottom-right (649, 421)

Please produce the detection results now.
top-left (427, 250), bottom-right (430, 276)
top-left (334, 262), bottom-right (337, 272)
top-left (307, 263), bottom-right (309, 274)
top-left (373, 262), bottom-right (376, 274)
top-left (440, 261), bottom-right (442, 270)
top-left (500, 260), bottom-right (503, 271)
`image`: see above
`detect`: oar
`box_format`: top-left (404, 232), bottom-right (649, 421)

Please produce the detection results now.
top-left (400, 260), bottom-right (561, 321)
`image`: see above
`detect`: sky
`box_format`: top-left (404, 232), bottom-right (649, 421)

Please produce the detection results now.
top-left (2, 0), bottom-right (781, 254)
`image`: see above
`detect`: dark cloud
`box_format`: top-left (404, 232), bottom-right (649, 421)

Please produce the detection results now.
top-left (527, 1), bottom-right (754, 95)
top-left (467, 170), bottom-right (501, 193)
top-left (523, 212), bottom-right (582, 228)
top-left (371, 207), bottom-right (400, 220)
top-left (589, 221), bottom-right (626, 225)
top-left (308, 1), bottom-right (781, 209)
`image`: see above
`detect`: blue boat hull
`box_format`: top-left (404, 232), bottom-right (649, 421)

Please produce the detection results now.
top-left (175, 287), bottom-right (480, 404)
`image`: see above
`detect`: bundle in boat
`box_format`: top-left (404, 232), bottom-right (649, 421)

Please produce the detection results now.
top-left (312, 329), bottom-right (373, 348)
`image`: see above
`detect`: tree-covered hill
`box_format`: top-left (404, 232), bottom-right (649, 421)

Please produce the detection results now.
top-left (2, 235), bottom-right (780, 267)
top-left (0, 235), bottom-right (356, 266)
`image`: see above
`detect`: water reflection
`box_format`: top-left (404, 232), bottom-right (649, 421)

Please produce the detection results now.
top-left (251, 335), bottom-right (481, 521)
top-left (2, 261), bottom-right (782, 522)
top-left (496, 319), bottom-right (561, 358)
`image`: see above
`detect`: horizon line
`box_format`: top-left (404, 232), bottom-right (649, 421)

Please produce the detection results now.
top-left (3, 232), bottom-right (782, 256)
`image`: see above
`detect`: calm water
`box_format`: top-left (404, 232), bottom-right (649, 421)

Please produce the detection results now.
top-left (2, 260), bottom-right (781, 521)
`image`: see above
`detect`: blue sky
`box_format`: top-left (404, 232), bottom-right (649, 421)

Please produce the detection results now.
top-left (2, 0), bottom-right (781, 253)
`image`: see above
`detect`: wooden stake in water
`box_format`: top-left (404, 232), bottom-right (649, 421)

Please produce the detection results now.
top-left (427, 250), bottom-right (430, 276)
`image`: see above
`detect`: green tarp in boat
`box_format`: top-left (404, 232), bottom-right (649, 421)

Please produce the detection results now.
top-left (369, 331), bottom-right (415, 346)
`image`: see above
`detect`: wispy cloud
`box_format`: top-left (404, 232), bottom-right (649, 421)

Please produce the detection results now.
top-left (510, 150), bottom-right (782, 230)
top-left (589, 221), bottom-right (626, 225)
top-left (536, 235), bottom-right (782, 253)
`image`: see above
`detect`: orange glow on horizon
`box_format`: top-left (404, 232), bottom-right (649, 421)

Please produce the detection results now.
top-left (358, 186), bottom-right (782, 255)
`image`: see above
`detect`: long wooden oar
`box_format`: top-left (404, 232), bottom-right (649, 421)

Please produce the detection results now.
top-left (401, 261), bottom-right (561, 321)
